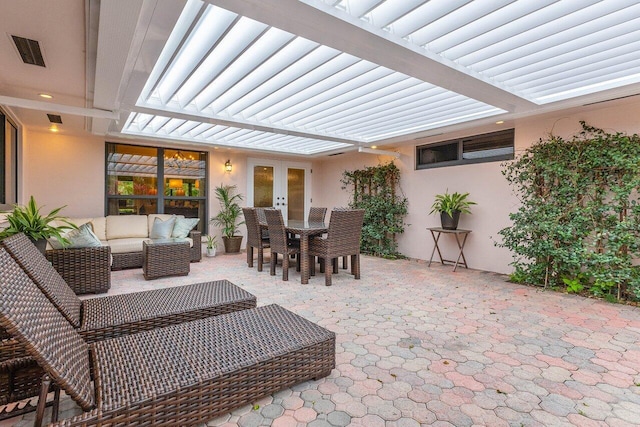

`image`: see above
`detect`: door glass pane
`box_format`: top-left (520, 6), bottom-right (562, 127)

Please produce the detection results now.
top-left (254, 166), bottom-right (274, 207)
top-left (287, 168), bottom-right (305, 221)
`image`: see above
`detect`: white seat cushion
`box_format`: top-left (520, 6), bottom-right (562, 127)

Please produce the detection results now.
top-left (108, 237), bottom-right (193, 254)
top-left (106, 215), bottom-right (148, 239)
top-left (107, 238), bottom-right (146, 254)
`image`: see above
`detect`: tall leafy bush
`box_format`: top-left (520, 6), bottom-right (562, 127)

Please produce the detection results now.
top-left (499, 122), bottom-right (640, 301)
top-left (341, 162), bottom-right (408, 258)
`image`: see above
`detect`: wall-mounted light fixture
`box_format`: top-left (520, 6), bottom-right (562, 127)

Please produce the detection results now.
top-left (224, 159), bottom-right (232, 173)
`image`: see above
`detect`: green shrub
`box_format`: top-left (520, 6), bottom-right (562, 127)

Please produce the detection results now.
top-left (498, 122), bottom-right (640, 301)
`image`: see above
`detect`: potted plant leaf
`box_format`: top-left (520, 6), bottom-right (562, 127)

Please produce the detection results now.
top-left (0, 196), bottom-right (76, 253)
top-left (429, 190), bottom-right (476, 230)
top-left (210, 184), bottom-right (244, 253)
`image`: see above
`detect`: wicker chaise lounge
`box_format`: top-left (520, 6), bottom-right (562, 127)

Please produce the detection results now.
top-left (0, 233), bottom-right (257, 417)
top-left (0, 248), bottom-right (335, 426)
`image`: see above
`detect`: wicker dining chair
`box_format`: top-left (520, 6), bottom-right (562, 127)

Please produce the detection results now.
top-left (308, 209), bottom-right (365, 286)
top-left (264, 209), bottom-right (300, 281)
top-left (308, 207), bottom-right (327, 222)
top-left (243, 207), bottom-right (270, 272)
top-left (0, 247), bottom-right (335, 427)
top-left (0, 233), bottom-right (256, 416)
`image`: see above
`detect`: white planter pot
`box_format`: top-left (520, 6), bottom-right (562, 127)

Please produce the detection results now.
top-left (206, 247), bottom-right (217, 257)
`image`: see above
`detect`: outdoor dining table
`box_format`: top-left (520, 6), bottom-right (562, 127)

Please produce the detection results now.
top-left (260, 219), bottom-right (328, 284)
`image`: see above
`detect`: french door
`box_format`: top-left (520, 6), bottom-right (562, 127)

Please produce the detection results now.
top-left (247, 158), bottom-right (311, 222)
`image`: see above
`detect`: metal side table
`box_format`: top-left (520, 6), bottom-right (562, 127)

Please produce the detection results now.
top-left (427, 228), bottom-right (471, 272)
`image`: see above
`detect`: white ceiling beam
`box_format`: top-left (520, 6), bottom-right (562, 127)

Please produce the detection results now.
top-left (130, 105), bottom-right (358, 146)
top-left (209, 0), bottom-right (537, 113)
top-left (0, 96), bottom-right (118, 120)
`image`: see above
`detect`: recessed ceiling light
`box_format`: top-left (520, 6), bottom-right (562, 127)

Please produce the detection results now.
top-left (39, 93), bottom-right (53, 99)
top-left (495, 120), bottom-right (504, 124)
top-left (371, 145), bottom-right (378, 149)
top-left (49, 125), bottom-right (59, 132)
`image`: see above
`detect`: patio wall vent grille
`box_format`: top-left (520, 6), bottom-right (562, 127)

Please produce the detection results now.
top-left (47, 114), bottom-right (62, 124)
top-left (11, 35), bottom-right (45, 67)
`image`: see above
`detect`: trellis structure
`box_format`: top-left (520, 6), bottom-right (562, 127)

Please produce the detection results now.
top-left (341, 162), bottom-right (408, 258)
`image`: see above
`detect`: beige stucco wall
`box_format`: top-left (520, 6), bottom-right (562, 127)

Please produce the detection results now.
top-left (314, 97), bottom-right (640, 274)
top-left (18, 97), bottom-right (640, 268)
top-left (22, 130), bottom-right (105, 217)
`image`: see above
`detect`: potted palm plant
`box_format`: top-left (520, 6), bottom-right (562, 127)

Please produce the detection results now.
top-left (210, 184), bottom-right (244, 254)
top-left (429, 190), bottom-right (476, 230)
top-left (0, 196), bottom-right (76, 253)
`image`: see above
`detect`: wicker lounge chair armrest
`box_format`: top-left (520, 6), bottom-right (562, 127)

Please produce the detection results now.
top-left (189, 230), bottom-right (201, 241)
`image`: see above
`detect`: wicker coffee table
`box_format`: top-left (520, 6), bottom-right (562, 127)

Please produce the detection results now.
top-left (143, 239), bottom-right (190, 280)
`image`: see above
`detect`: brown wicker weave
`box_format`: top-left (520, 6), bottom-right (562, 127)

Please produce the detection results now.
top-left (265, 209), bottom-right (300, 281)
top-left (308, 207), bottom-right (328, 222)
top-left (309, 209), bottom-right (365, 286)
top-left (0, 252), bottom-right (334, 427)
top-left (243, 207), bottom-right (270, 272)
top-left (45, 246), bottom-right (111, 294)
top-left (142, 239), bottom-right (190, 279)
top-left (112, 230), bottom-right (202, 270)
top-left (0, 235), bottom-right (256, 415)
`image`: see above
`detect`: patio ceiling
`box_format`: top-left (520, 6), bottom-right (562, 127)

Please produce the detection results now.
top-left (113, 0), bottom-right (640, 155)
top-left (2, 0), bottom-right (639, 156)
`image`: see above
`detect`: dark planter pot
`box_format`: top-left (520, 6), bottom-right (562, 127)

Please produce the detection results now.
top-left (222, 236), bottom-right (243, 254)
top-left (29, 237), bottom-right (47, 255)
top-left (440, 211), bottom-right (461, 230)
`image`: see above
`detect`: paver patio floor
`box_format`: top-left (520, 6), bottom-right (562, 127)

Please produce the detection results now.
top-left (4, 252), bottom-right (640, 426)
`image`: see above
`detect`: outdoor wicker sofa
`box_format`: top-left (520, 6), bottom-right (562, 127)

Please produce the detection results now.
top-left (0, 247), bottom-right (335, 426)
top-left (50, 214), bottom-right (202, 271)
top-left (0, 233), bottom-right (257, 419)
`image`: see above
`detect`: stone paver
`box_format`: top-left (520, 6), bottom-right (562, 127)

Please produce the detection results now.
top-left (2, 254), bottom-right (639, 427)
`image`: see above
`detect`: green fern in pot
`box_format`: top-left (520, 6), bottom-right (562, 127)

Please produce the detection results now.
top-left (429, 190), bottom-right (476, 230)
top-left (0, 196), bottom-right (76, 252)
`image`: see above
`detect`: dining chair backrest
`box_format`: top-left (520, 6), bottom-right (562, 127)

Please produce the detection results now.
top-left (0, 247), bottom-right (95, 410)
top-left (308, 207), bottom-right (327, 223)
top-left (0, 233), bottom-right (82, 327)
top-left (326, 209), bottom-right (365, 254)
top-left (242, 207), bottom-right (262, 247)
top-left (255, 207), bottom-right (267, 224)
top-left (264, 209), bottom-right (288, 254)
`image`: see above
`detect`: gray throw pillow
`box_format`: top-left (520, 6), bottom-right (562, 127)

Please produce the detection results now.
top-left (171, 217), bottom-right (199, 238)
top-left (49, 222), bottom-right (102, 249)
top-left (150, 216), bottom-right (176, 239)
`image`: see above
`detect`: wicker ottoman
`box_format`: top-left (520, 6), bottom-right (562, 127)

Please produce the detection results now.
top-left (143, 239), bottom-right (190, 280)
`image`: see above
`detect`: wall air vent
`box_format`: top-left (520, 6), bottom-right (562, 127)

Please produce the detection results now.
top-left (47, 114), bottom-right (62, 124)
top-left (583, 93), bottom-right (640, 107)
top-left (11, 35), bottom-right (45, 67)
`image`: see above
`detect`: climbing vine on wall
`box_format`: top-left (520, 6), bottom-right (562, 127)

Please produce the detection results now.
top-left (341, 162), bottom-right (408, 258)
top-left (498, 122), bottom-right (640, 302)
